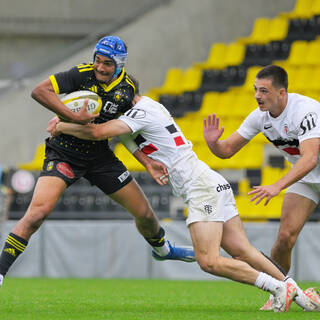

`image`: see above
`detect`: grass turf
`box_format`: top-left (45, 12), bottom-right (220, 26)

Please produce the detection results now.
top-left (0, 278), bottom-right (319, 320)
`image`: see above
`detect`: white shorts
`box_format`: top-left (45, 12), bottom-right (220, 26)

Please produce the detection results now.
top-left (286, 181), bottom-right (320, 204)
top-left (185, 167), bottom-right (238, 226)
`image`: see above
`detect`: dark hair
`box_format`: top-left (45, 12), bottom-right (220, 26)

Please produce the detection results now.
top-left (256, 65), bottom-right (288, 90)
top-left (128, 74), bottom-right (140, 95)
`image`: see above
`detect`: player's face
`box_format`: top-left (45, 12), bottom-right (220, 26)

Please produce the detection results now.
top-left (94, 54), bottom-right (116, 83)
top-left (254, 78), bottom-right (283, 115)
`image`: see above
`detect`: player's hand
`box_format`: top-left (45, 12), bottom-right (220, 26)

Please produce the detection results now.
top-left (203, 114), bottom-right (224, 146)
top-left (72, 99), bottom-right (99, 124)
top-left (145, 159), bottom-right (169, 186)
top-left (47, 116), bottom-right (61, 139)
top-left (248, 184), bottom-right (281, 206)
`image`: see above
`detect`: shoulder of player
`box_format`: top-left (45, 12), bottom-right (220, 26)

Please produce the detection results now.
top-left (75, 63), bottom-right (94, 73)
top-left (288, 93), bottom-right (320, 117)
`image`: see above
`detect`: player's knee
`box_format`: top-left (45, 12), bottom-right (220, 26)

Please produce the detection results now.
top-left (135, 204), bottom-right (156, 222)
top-left (23, 202), bottom-right (53, 231)
top-left (197, 255), bottom-right (221, 275)
top-left (276, 229), bottom-right (297, 251)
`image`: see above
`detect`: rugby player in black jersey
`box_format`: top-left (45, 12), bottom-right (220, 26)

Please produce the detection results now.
top-left (0, 36), bottom-right (194, 287)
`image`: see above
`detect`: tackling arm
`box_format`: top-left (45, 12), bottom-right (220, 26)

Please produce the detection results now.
top-left (120, 134), bottom-right (168, 186)
top-left (54, 119), bottom-right (132, 140)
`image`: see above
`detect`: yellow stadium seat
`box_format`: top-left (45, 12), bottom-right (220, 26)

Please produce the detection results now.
top-left (194, 43), bottom-right (227, 70)
top-left (198, 92), bottom-right (221, 116)
top-left (113, 143), bottom-right (145, 171)
top-left (285, 41), bottom-right (309, 67)
top-left (261, 166), bottom-right (290, 186)
top-left (239, 66), bottom-right (263, 92)
top-left (307, 66), bottom-right (320, 91)
top-left (224, 42), bottom-right (246, 67)
top-left (281, 0), bottom-right (314, 19)
top-left (312, 0), bottom-right (320, 15)
top-left (180, 67), bottom-right (203, 92)
top-left (236, 194), bottom-right (283, 220)
top-left (268, 17), bottom-right (289, 42)
top-left (305, 40), bottom-right (320, 66)
top-left (238, 18), bottom-right (271, 45)
top-left (18, 144), bottom-right (45, 171)
top-left (151, 68), bottom-right (184, 96)
top-left (289, 66), bottom-right (314, 92)
top-left (236, 93), bottom-right (258, 116)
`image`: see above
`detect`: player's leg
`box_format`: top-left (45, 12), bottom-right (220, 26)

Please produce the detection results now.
top-left (109, 179), bottom-right (160, 238)
top-left (220, 214), bottom-right (318, 311)
top-left (221, 215), bottom-right (285, 280)
top-left (108, 179), bottom-right (195, 262)
top-left (0, 176), bottom-right (67, 280)
top-left (271, 192), bottom-right (317, 273)
top-left (188, 221), bottom-right (296, 312)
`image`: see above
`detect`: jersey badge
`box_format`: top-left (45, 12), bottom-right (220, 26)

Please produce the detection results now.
top-left (284, 124), bottom-right (289, 134)
top-left (124, 108), bottom-right (146, 119)
top-left (204, 204), bottom-right (213, 215)
top-left (114, 90), bottom-right (122, 102)
top-left (47, 161), bottom-right (54, 172)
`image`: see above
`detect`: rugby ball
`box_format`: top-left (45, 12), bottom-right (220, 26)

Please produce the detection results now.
top-left (59, 90), bottom-right (102, 121)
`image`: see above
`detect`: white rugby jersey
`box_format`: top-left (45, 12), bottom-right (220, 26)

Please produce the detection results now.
top-left (118, 96), bottom-right (209, 198)
top-left (237, 93), bottom-right (320, 183)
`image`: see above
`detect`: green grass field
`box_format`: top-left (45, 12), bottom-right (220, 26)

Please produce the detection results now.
top-left (0, 278), bottom-right (319, 320)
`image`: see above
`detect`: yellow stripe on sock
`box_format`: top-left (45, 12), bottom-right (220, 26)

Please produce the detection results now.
top-left (6, 236), bottom-right (26, 251)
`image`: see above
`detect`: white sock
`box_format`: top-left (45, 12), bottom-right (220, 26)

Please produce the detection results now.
top-left (152, 241), bottom-right (170, 256)
top-left (285, 277), bottom-right (314, 311)
top-left (0, 274), bottom-right (3, 287)
top-left (255, 272), bottom-right (283, 294)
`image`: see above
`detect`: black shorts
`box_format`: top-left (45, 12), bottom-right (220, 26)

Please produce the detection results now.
top-left (40, 144), bottom-right (132, 194)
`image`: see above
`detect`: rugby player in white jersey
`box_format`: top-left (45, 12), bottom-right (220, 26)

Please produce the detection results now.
top-left (47, 78), bottom-right (318, 312)
top-left (203, 64), bottom-right (320, 310)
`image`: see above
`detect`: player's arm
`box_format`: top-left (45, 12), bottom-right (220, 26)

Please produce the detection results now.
top-left (119, 134), bottom-right (168, 186)
top-left (31, 79), bottom-right (96, 124)
top-left (54, 118), bottom-right (132, 140)
top-left (249, 137), bottom-right (320, 205)
top-left (203, 114), bottom-right (249, 158)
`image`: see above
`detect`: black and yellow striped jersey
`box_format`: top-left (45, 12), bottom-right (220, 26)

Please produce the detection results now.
top-left (47, 63), bottom-right (135, 158)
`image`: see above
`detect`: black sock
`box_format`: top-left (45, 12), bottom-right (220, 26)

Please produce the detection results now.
top-left (0, 233), bottom-right (28, 276)
top-left (260, 251), bottom-right (287, 276)
top-left (145, 227), bottom-right (165, 247)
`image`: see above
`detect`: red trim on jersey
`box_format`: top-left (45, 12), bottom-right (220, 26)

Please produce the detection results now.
top-left (141, 144), bottom-right (158, 155)
top-left (283, 147), bottom-right (300, 155)
top-left (174, 136), bottom-right (185, 146)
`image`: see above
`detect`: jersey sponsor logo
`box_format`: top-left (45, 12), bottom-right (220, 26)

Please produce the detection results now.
top-left (118, 170), bottom-right (130, 183)
top-left (264, 124), bottom-right (272, 130)
top-left (216, 183), bottom-right (231, 192)
top-left (57, 162), bottom-right (75, 179)
top-left (125, 108), bottom-right (146, 119)
top-left (102, 101), bottom-right (119, 114)
top-left (299, 112), bottom-right (318, 136)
